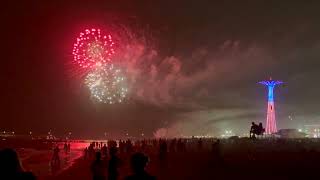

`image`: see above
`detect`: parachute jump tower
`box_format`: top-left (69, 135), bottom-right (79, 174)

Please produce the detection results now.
top-left (259, 78), bottom-right (283, 134)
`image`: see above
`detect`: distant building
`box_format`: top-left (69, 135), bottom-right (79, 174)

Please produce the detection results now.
top-left (303, 125), bottom-right (320, 138)
top-left (276, 129), bottom-right (306, 138)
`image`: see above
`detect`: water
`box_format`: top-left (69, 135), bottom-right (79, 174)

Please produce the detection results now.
top-left (17, 142), bottom-right (89, 177)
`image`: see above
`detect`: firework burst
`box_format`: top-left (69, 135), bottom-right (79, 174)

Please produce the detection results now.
top-left (72, 28), bottom-right (115, 69)
top-left (84, 64), bottom-right (128, 104)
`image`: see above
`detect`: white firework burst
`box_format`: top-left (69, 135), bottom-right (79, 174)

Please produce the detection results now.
top-left (85, 64), bottom-right (128, 104)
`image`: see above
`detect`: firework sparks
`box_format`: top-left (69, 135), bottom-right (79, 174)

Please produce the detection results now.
top-left (84, 64), bottom-right (128, 104)
top-left (72, 28), bottom-right (115, 69)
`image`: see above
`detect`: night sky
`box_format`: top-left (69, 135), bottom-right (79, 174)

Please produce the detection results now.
top-left (1, 0), bottom-right (320, 138)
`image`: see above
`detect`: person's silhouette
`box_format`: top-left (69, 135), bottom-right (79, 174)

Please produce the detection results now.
top-left (125, 153), bottom-right (156, 180)
top-left (91, 152), bottom-right (106, 180)
top-left (108, 147), bottom-right (121, 180)
top-left (0, 148), bottom-right (36, 180)
top-left (250, 122), bottom-right (258, 138)
top-left (258, 123), bottom-right (265, 135)
top-left (101, 144), bottom-right (108, 159)
top-left (198, 138), bottom-right (203, 151)
top-left (51, 145), bottom-right (60, 171)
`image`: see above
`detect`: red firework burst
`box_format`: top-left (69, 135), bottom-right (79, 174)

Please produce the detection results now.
top-left (72, 28), bottom-right (115, 69)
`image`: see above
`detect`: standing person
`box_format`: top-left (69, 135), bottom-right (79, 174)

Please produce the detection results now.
top-left (125, 153), bottom-right (156, 180)
top-left (101, 144), bottom-right (108, 159)
top-left (51, 145), bottom-right (61, 174)
top-left (89, 143), bottom-right (95, 159)
top-left (91, 152), bottom-right (106, 180)
top-left (126, 140), bottom-right (133, 153)
top-left (159, 140), bottom-right (167, 161)
top-left (250, 122), bottom-right (258, 138)
top-left (64, 142), bottom-right (68, 154)
top-left (0, 148), bottom-right (36, 180)
top-left (52, 145), bottom-right (60, 167)
top-left (84, 147), bottom-right (88, 160)
top-left (158, 140), bottom-right (168, 170)
top-left (258, 123), bottom-right (265, 135)
top-left (119, 141), bottom-right (124, 154)
top-left (67, 143), bottom-right (71, 153)
top-left (169, 139), bottom-right (176, 153)
top-left (197, 138), bottom-right (203, 152)
top-left (108, 147), bottom-right (121, 180)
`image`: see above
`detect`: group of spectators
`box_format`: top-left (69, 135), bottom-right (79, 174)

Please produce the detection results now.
top-left (85, 138), bottom-right (222, 180)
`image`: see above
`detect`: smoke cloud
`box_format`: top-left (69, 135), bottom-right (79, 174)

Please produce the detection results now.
top-left (105, 23), bottom-right (276, 136)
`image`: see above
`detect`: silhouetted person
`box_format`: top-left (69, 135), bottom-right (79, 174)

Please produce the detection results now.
top-left (101, 144), bottom-right (108, 159)
top-left (67, 143), bottom-right (71, 152)
top-left (250, 122), bottom-right (258, 138)
top-left (182, 140), bottom-right (187, 152)
top-left (84, 147), bottom-right (88, 160)
top-left (258, 123), bottom-right (265, 135)
top-left (0, 148), bottom-right (36, 180)
top-left (51, 146), bottom-right (60, 166)
top-left (119, 140), bottom-right (125, 154)
top-left (159, 140), bottom-right (167, 159)
top-left (108, 147), bottom-right (121, 180)
top-left (64, 143), bottom-right (68, 154)
top-left (126, 140), bottom-right (133, 153)
top-left (158, 140), bottom-right (168, 171)
top-left (125, 153), bottom-right (156, 180)
top-left (169, 139), bottom-right (176, 152)
top-left (197, 138), bottom-right (203, 151)
top-left (141, 140), bottom-right (146, 151)
top-left (177, 139), bottom-right (183, 152)
top-left (88, 144), bottom-right (95, 159)
top-left (51, 145), bottom-right (61, 174)
top-left (91, 152), bottom-right (106, 180)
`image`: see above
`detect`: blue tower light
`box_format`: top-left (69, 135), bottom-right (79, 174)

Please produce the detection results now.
top-left (258, 80), bottom-right (283, 101)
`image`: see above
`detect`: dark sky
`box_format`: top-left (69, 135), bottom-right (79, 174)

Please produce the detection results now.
top-left (1, 0), bottom-right (320, 138)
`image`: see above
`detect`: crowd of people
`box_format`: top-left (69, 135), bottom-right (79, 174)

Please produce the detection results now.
top-left (2, 135), bottom-right (320, 179)
top-left (83, 138), bottom-right (222, 180)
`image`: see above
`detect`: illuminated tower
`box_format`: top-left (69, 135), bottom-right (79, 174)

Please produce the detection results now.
top-left (259, 78), bottom-right (283, 134)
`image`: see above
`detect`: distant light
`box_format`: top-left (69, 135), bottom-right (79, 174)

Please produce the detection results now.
top-left (298, 129), bottom-right (302, 132)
